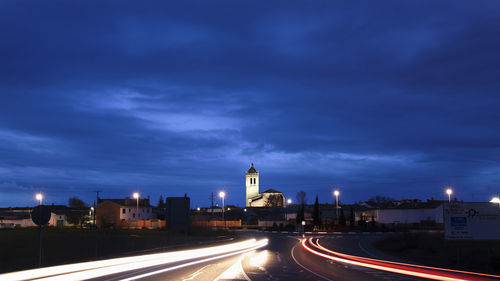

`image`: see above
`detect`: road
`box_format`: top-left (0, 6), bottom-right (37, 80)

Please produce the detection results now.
top-left (3, 232), bottom-right (499, 281)
top-left (91, 232), bottom-right (428, 281)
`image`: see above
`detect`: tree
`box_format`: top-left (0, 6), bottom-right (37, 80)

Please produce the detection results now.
top-left (295, 191), bottom-right (307, 226)
top-left (296, 191), bottom-right (307, 205)
top-left (296, 204), bottom-right (304, 225)
top-left (69, 197), bottom-right (86, 209)
top-left (265, 194), bottom-right (284, 207)
top-left (312, 195), bottom-right (321, 229)
top-left (367, 196), bottom-right (395, 208)
top-left (339, 207), bottom-right (346, 226)
top-left (68, 197), bottom-right (87, 227)
top-left (157, 195), bottom-right (165, 208)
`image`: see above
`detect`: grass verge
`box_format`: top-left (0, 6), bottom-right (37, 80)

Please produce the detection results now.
top-left (0, 227), bottom-right (235, 274)
top-left (372, 232), bottom-right (500, 275)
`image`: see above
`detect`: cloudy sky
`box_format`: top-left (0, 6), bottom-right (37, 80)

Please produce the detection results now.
top-left (1, 1), bottom-right (500, 207)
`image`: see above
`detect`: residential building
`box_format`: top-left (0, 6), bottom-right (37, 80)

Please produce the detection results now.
top-left (355, 200), bottom-right (444, 226)
top-left (96, 198), bottom-right (153, 228)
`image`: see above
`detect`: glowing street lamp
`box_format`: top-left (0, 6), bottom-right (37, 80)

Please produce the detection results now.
top-left (133, 192), bottom-right (139, 220)
top-left (35, 193), bottom-right (43, 205)
top-left (491, 197), bottom-right (500, 209)
top-left (334, 190), bottom-right (340, 222)
top-left (219, 191), bottom-right (226, 228)
top-left (287, 198), bottom-right (292, 205)
top-left (446, 188), bottom-right (453, 203)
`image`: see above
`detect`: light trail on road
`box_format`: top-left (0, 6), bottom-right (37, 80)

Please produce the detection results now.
top-left (302, 238), bottom-right (500, 281)
top-left (0, 238), bottom-right (268, 281)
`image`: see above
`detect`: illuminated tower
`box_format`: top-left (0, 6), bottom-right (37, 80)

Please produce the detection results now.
top-left (245, 163), bottom-right (259, 207)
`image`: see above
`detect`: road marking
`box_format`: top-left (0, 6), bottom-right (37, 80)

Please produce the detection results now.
top-left (181, 265), bottom-right (210, 281)
top-left (290, 243), bottom-right (333, 281)
top-left (214, 253), bottom-right (250, 281)
top-left (357, 240), bottom-right (384, 260)
top-left (116, 240), bottom-right (267, 281)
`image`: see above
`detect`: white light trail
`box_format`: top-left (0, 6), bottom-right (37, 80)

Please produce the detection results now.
top-left (0, 239), bottom-right (268, 281)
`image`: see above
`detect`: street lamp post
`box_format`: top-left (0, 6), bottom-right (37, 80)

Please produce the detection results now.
top-left (446, 188), bottom-right (453, 203)
top-left (219, 191), bottom-right (226, 228)
top-left (133, 192), bottom-right (139, 223)
top-left (35, 193), bottom-right (43, 267)
top-left (334, 190), bottom-right (340, 223)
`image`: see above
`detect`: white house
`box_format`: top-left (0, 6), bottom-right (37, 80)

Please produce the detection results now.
top-left (356, 203), bottom-right (443, 225)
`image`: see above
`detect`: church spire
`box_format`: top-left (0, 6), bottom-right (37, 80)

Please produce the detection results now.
top-left (247, 163), bottom-right (257, 174)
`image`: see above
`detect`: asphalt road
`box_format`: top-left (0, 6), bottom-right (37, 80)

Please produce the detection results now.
top-left (86, 232), bottom-right (427, 281)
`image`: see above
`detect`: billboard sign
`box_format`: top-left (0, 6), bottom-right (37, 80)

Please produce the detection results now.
top-left (443, 202), bottom-right (500, 240)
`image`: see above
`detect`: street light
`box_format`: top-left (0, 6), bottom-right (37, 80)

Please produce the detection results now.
top-left (287, 198), bottom-right (292, 205)
top-left (219, 191), bottom-right (226, 228)
top-left (334, 190), bottom-right (340, 222)
top-left (35, 193), bottom-right (43, 205)
top-left (446, 188), bottom-right (453, 203)
top-left (133, 192), bottom-right (139, 220)
top-left (34, 193), bottom-right (43, 267)
top-left (491, 197), bottom-right (500, 209)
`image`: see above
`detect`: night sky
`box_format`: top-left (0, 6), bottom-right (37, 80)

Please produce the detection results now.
top-left (1, 2), bottom-right (500, 208)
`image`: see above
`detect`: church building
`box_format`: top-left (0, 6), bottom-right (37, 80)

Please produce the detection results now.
top-left (245, 163), bottom-right (286, 207)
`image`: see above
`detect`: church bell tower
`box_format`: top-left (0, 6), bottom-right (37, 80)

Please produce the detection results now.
top-left (245, 163), bottom-right (259, 207)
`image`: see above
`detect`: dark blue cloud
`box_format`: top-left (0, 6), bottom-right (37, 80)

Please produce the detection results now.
top-left (1, 1), bottom-right (500, 207)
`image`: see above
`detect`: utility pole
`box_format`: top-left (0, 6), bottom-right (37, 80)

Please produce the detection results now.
top-left (209, 192), bottom-right (215, 220)
top-left (210, 192), bottom-right (214, 209)
top-left (94, 190), bottom-right (101, 227)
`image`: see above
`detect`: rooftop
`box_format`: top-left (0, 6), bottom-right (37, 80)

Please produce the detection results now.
top-left (98, 198), bottom-right (151, 207)
top-left (247, 163), bottom-right (258, 174)
top-left (261, 189), bottom-right (282, 194)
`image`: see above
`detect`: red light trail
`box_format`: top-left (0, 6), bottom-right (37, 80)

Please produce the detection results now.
top-left (302, 238), bottom-right (500, 281)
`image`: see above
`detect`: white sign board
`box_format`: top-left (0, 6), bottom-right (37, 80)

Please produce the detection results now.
top-left (443, 202), bottom-right (500, 240)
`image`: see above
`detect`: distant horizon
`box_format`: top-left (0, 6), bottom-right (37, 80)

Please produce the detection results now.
top-left (0, 180), bottom-right (491, 209)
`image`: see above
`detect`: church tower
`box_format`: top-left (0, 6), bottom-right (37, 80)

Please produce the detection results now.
top-left (245, 163), bottom-right (259, 207)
